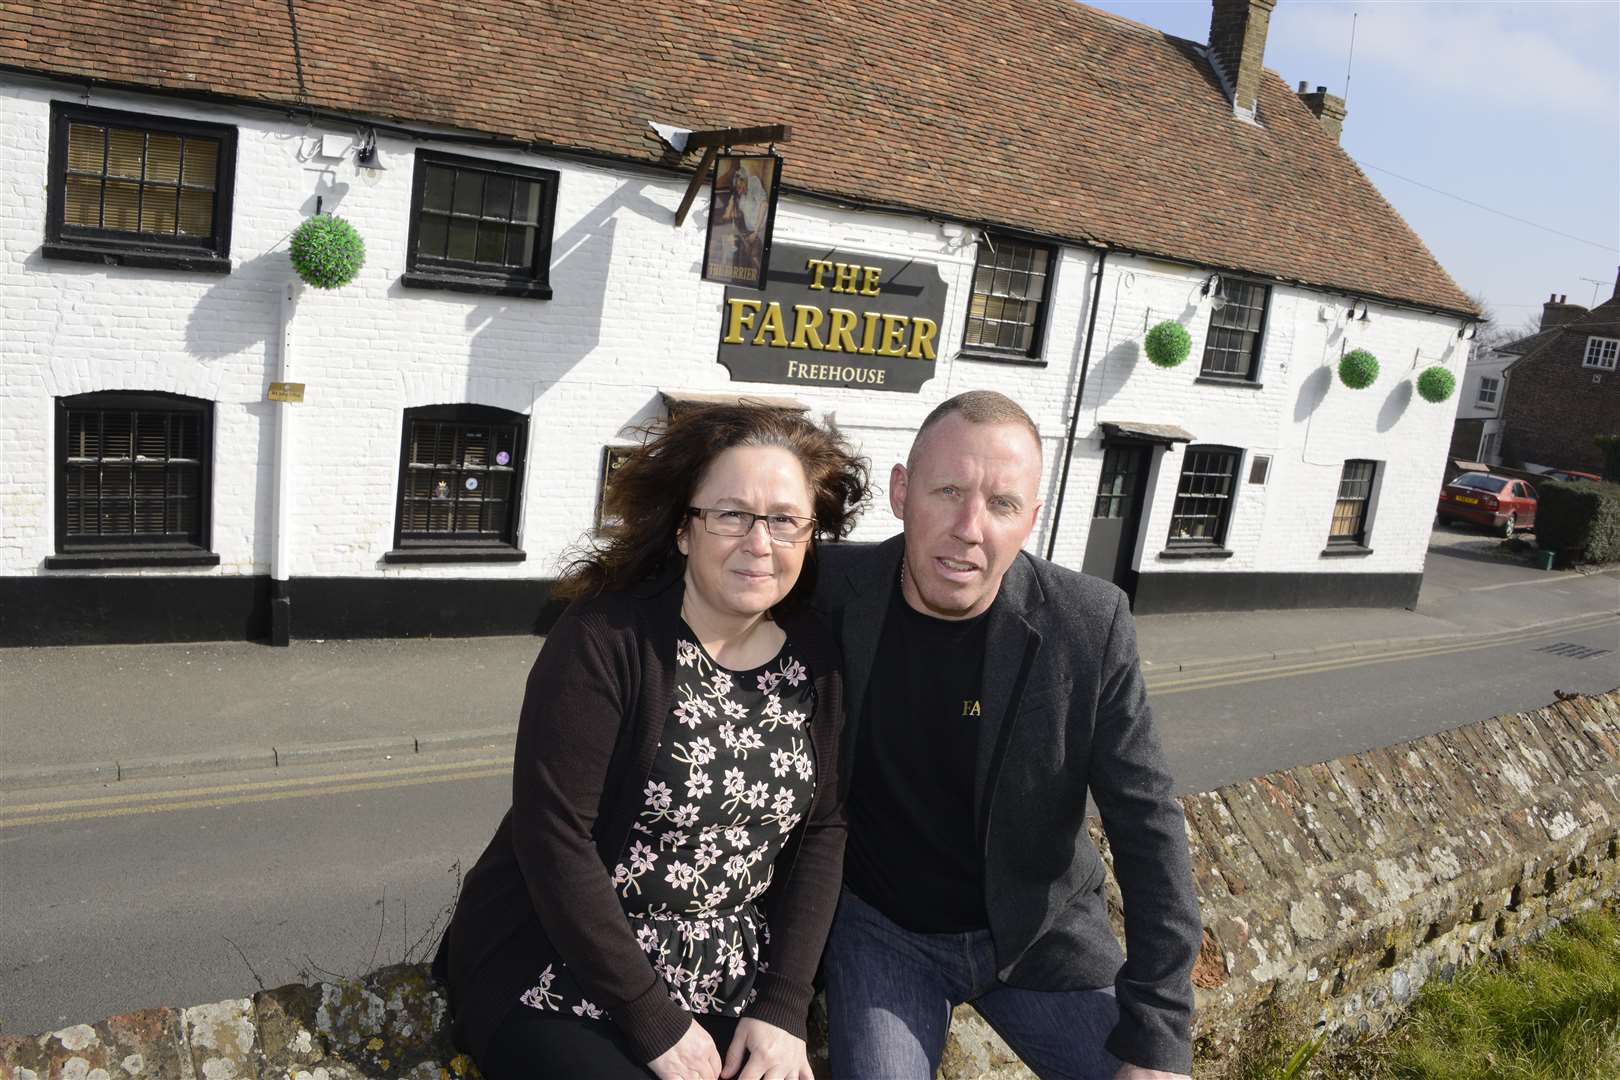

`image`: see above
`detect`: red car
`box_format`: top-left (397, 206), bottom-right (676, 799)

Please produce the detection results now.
top-left (1437, 473), bottom-right (1537, 537)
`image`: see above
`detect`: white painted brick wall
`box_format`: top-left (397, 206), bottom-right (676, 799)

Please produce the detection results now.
top-left (2, 79), bottom-right (1467, 591)
top-left (1046, 256), bottom-right (1467, 575)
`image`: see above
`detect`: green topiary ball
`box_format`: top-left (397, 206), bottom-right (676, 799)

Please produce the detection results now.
top-left (1416, 365), bottom-right (1456, 403)
top-left (289, 215), bottom-right (366, 289)
top-left (1143, 320), bottom-right (1192, 368)
top-left (1338, 348), bottom-right (1379, 389)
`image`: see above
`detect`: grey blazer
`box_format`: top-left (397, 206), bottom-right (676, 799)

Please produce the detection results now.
top-left (816, 535), bottom-right (1201, 1074)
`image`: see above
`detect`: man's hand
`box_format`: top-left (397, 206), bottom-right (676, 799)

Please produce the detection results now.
top-left (721, 1017), bottom-right (814, 1080)
top-left (648, 1019), bottom-right (722, 1080)
top-left (1115, 1066), bottom-right (1190, 1080)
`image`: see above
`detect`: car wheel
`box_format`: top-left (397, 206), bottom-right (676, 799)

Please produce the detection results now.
top-left (1499, 513), bottom-right (1516, 539)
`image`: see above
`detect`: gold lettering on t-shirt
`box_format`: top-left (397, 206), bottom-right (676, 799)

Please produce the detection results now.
top-left (961, 699), bottom-right (982, 718)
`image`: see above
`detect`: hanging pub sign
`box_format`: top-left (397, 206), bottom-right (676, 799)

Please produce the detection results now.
top-left (716, 242), bottom-right (947, 393)
top-left (701, 154), bottom-right (782, 290)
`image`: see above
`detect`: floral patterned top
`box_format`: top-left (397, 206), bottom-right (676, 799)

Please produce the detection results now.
top-left (518, 623), bottom-right (816, 1022)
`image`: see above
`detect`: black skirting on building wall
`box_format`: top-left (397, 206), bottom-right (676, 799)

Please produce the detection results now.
top-left (290, 577), bottom-right (563, 640)
top-left (0, 576), bottom-right (563, 647)
top-left (5, 569), bottom-right (1425, 646)
top-left (1, 575), bottom-right (273, 647)
top-left (1131, 571), bottom-right (1423, 615)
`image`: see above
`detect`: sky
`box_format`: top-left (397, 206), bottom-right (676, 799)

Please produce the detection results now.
top-left (1083, 1), bottom-right (1620, 330)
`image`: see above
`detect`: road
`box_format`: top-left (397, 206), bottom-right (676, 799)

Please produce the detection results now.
top-left (3, 611), bottom-right (1614, 1035)
top-left (1148, 611), bottom-right (1616, 794)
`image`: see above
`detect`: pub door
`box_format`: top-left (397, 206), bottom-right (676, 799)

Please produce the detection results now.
top-left (1080, 443), bottom-right (1152, 601)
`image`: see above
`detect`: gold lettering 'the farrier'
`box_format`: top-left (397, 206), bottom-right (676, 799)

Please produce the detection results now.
top-left (724, 298), bottom-right (937, 360)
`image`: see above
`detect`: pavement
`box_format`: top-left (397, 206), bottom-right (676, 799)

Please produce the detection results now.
top-left (2, 526), bottom-right (1616, 791)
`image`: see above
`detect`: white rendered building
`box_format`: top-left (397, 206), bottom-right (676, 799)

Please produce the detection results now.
top-left (0, 1), bottom-right (1479, 644)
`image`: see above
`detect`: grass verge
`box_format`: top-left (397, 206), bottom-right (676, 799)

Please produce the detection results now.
top-left (1210, 908), bottom-right (1620, 1080)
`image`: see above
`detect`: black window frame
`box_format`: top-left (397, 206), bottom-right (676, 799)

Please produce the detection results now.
top-left (1165, 445), bottom-right (1242, 551)
top-left (45, 102), bottom-right (236, 273)
top-left (1327, 459), bottom-right (1377, 548)
top-left (402, 150), bottom-right (559, 299)
top-left (386, 404), bottom-right (529, 563)
top-left (50, 391), bottom-right (218, 568)
top-left (958, 234), bottom-right (1056, 363)
top-left (1200, 277), bottom-right (1271, 381)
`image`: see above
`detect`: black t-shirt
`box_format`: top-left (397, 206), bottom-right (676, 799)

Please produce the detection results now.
top-left (844, 580), bottom-right (994, 932)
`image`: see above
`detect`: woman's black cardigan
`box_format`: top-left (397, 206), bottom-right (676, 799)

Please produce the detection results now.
top-left (434, 570), bottom-right (847, 1064)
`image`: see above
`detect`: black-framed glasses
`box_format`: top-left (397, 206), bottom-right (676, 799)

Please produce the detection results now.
top-left (687, 506), bottom-right (815, 544)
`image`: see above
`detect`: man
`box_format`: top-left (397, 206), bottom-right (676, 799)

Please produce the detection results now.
top-left (816, 391), bottom-right (1200, 1079)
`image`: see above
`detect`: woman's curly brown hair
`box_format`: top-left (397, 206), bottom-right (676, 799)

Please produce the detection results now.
top-left (555, 404), bottom-right (870, 610)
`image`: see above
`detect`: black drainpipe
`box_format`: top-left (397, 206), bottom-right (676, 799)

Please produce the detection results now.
top-left (1045, 249), bottom-right (1109, 561)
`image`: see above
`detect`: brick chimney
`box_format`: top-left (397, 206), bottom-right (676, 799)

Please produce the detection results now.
top-left (1297, 82), bottom-right (1347, 141)
top-left (1209, 0), bottom-right (1278, 119)
top-left (1540, 293), bottom-right (1589, 330)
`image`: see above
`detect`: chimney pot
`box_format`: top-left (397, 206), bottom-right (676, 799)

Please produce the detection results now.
top-left (1297, 83), bottom-right (1349, 142)
top-left (1297, 80), bottom-right (1307, 92)
top-left (1541, 293), bottom-right (1590, 330)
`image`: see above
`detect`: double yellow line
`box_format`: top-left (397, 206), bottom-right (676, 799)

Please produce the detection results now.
top-left (1145, 613), bottom-right (1617, 697)
top-left (0, 757), bottom-right (509, 829)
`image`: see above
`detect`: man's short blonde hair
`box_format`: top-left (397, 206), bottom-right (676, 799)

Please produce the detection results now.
top-left (908, 390), bottom-right (1040, 467)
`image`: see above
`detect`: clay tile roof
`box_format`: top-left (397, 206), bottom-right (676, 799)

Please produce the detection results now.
top-left (0, 0), bottom-right (1476, 315)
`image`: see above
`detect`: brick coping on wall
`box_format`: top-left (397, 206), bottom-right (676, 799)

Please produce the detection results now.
top-left (4, 692), bottom-right (1616, 1079)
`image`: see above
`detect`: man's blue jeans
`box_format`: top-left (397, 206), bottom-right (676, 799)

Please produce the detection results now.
top-left (823, 886), bottom-right (1122, 1080)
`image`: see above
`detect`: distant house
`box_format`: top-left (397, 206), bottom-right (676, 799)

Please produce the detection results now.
top-left (1449, 337), bottom-right (1514, 465)
top-left (1495, 279), bottom-right (1620, 476)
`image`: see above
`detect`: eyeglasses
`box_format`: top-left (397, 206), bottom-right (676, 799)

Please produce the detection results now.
top-left (687, 506), bottom-right (815, 544)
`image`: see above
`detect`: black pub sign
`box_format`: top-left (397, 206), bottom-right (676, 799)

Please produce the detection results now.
top-left (716, 242), bottom-right (947, 393)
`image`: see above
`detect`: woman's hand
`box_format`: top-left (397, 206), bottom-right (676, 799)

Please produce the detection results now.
top-left (648, 1019), bottom-right (722, 1080)
top-left (721, 1018), bottom-right (814, 1080)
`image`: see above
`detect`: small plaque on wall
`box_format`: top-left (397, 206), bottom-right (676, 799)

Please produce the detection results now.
top-left (266, 382), bottom-right (306, 403)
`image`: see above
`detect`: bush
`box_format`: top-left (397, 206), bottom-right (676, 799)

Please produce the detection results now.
top-left (1596, 435), bottom-right (1620, 483)
top-left (1339, 349), bottom-right (1379, 389)
top-left (1536, 479), bottom-right (1620, 564)
top-left (1144, 320), bottom-right (1192, 367)
top-left (290, 215), bottom-right (366, 289)
top-left (1416, 366), bottom-right (1456, 403)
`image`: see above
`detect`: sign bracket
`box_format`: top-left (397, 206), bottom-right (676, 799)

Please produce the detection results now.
top-left (673, 124), bottom-right (790, 227)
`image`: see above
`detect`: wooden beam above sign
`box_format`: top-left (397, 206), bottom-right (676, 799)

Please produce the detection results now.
top-left (674, 124), bottom-right (791, 228)
top-left (686, 124), bottom-right (790, 150)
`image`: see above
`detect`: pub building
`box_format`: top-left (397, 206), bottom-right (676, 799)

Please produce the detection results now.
top-left (0, 0), bottom-right (1479, 646)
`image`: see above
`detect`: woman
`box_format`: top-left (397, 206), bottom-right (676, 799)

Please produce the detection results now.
top-left (435, 404), bottom-right (869, 1080)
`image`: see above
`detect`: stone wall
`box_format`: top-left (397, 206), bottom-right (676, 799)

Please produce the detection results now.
top-left (1172, 688), bottom-right (1620, 1059)
top-left (6, 692), bottom-right (1616, 1079)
